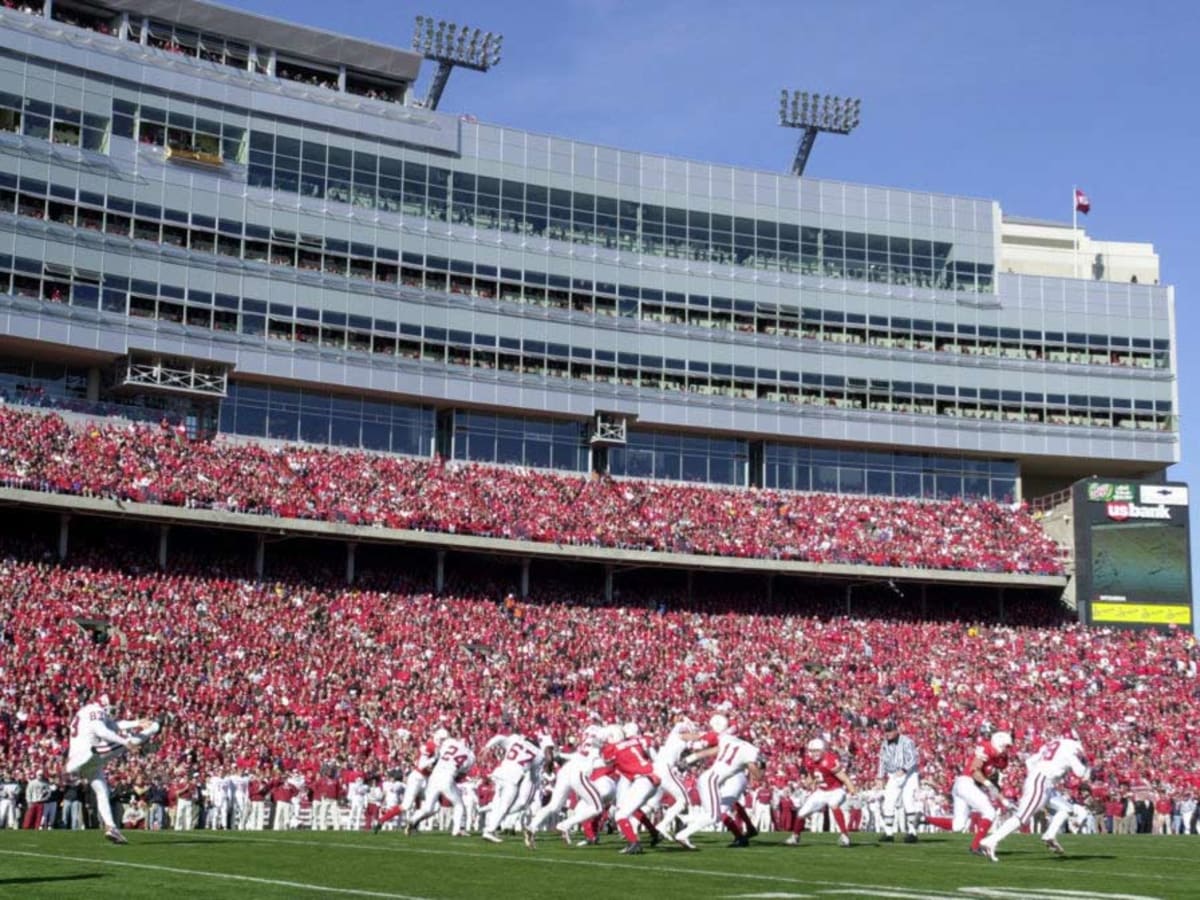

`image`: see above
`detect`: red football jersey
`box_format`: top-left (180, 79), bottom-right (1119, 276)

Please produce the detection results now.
top-left (961, 739), bottom-right (1008, 780)
top-left (603, 736), bottom-right (655, 778)
top-left (804, 751), bottom-right (844, 790)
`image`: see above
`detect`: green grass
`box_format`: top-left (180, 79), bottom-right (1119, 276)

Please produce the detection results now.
top-left (1, 830), bottom-right (1198, 899)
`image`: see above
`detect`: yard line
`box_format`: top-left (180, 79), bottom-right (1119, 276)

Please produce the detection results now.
top-left (208, 834), bottom-right (1189, 896)
top-left (0, 848), bottom-right (432, 900)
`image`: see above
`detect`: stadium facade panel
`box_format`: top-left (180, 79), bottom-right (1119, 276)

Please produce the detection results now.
top-left (0, 1), bottom-right (1178, 502)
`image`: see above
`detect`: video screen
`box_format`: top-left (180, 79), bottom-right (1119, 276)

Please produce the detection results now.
top-left (1090, 520), bottom-right (1190, 604)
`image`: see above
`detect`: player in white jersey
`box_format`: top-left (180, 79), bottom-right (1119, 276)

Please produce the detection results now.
top-left (979, 735), bottom-right (1090, 861)
top-left (674, 715), bottom-right (763, 850)
top-left (403, 730), bottom-right (476, 836)
top-left (527, 734), bottom-right (600, 839)
top-left (480, 732), bottom-right (547, 844)
top-left (644, 715), bottom-right (698, 840)
top-left (65, 694), bottom-right (157, 844)
top-left (552, 729), bottom-right (618, 846)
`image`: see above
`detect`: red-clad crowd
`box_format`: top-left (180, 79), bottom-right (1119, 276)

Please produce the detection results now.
top-left (0, 407), bottom-right (1063, 575)
top-left (0, 536), bottom-right (1195, 808)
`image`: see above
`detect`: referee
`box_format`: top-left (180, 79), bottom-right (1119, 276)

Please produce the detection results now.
top-left (876, 719), bottom-right (921, 843)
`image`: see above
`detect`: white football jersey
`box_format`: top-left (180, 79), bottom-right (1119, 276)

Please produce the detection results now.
top-left (710, 733), bottom-right (760, 777)
top-left (654, 721), bottom-right (694, 770)
top-left (1028, 737), bottom-right (1089, 782)
top-left (67, 702), bottom-right (132, 762)
top-left (432, 737), bottom-right (476, 778)
top-left (489, 735), bottom-right (544, 781)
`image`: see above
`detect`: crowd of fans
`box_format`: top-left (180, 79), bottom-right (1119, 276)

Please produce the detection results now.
top-left (0, 407), bottom-right (1064, 574)
top-left (0, 525), bottom-right (1195, 830)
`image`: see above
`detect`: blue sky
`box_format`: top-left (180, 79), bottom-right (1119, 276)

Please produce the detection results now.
top-left (233, 0), bottom-right (1200, 619)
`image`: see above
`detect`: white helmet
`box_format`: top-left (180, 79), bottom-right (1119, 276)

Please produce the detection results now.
top-left (806, 738), bottom-right (826, 755)
top-left (432, 728), bottom-right (449, 743)
top-left (709, 713), bottom-right (729, 734)
top-left (605, 724), bottom-right (625, 744)
top-left (990, 731), bottom-right (1013, 752)
top-left (622, 721), bottom-right (640, 738)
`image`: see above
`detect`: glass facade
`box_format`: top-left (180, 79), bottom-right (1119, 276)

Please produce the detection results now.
top-left (219, 382), bottom-right (434, 455)
top-left (246, 131), bottom-right (993, 293)
top-left (451, 411), bottom-right (589, 472)
top-left (610, 432), bottom-right (748, 486)
top-left (764, 445), bottom-right (1017, 501)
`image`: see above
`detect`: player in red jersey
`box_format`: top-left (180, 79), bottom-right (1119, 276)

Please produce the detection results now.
top-left (784, 738), bottom-right (856, 847)
top-left (602, 722), bottom-right (664, 854)
top-left (924, 730), bottom-right (1013, 854)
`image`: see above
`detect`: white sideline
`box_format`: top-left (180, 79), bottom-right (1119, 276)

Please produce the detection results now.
top-left (0, 848), bottom-right (432, 899)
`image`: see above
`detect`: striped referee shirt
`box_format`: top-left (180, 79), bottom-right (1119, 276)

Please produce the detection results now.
top-left (877, 734), bottom-right (919, 779)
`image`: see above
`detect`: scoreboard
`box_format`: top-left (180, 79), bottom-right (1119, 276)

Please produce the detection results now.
top-left (1073, 480), bottom-right (1192, 628)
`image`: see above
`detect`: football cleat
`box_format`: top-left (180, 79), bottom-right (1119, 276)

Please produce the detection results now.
top-left (728, 835), bottom-right (750, 848)
top-left (557, 825), bottom-right (571, 845)
top-left (576, 837), bottom-right (599, 847)
top-left (839, 833), bottom-right (851, 848)
top-left (648, 829), bottom-right (661, 848)
top-left (878, 834), bottom-right (894, 843)
top-left (980, 841), bottom-right (999, 862)
top-left (744, 822), bottom-right (759, 839)
top-left (1043, 837), bottom-right (1065, 854)
top-left (782, 833), bottom-right (800, 846)
top-left (403, 822), bottom-right (414, 836)
top-left (104, 827), bottom-right (128, 845)
top-left (619, 841), bottom-right (644, 855)
top-left (371, 822), bottom-right (382, 835)
top-left (523, 828), bottom-right (536, 849)
top-left (903, 833), bottom-right (918, 844)
top-left (674, 835), bottom-right (697, 851)
top-left (481, 832), bottom-right (502, 844)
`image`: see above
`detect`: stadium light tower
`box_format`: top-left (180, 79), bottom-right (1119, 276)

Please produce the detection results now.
top-left (412, 15), bottom-right (503, 111)
top-left (778, 89), bottom-right (861, 177)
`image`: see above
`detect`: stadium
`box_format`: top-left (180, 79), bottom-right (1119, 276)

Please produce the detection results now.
top-left (0, 0), bottom-right (1197, 896)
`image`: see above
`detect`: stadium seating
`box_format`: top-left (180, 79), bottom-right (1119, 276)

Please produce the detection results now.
top-left (0, 406), bottom-right (1063, 575)
top-left (0, 534), bottom-right (1194, 805)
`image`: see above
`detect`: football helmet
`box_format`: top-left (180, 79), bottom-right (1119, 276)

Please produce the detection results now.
top-left (709, 714), bottom-right (730, 734)
top-left (622, 721), bottom-right (640, 738)
top-left (433, 728), bottom-right (449, 743)
top-left (990, 731), bottom-right (1013, 752)
top-left (806, 738), bottom-right (827, 756)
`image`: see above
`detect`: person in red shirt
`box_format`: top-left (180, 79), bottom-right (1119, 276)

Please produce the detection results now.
top-left (785, 738), bottom-right (856, 847)
top-left (925, 730), bottom-right (1013, 854)
top-left (601, 723), bottom-right (663, 855)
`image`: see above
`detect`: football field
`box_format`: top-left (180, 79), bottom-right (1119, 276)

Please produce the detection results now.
top-left (1, 831), bottom-right (1197, 899)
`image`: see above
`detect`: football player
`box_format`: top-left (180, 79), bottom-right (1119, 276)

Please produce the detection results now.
top-left (924, 729), bottom-right (1014, 855)
top-left (65, 693), bottom-right (160, 844)
top-left (785, 737), bottom-right (856, 847)
top-left (980, 733), bottom-right (1090, 861)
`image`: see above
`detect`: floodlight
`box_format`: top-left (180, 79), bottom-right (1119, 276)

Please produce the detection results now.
top-left (412, 13), bottom-right (504, 110)
top-left (778, 87), bottom-right (862, 176)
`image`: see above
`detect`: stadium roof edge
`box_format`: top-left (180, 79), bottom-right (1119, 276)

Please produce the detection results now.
top-left (100, 0), bottom-right (423, 81)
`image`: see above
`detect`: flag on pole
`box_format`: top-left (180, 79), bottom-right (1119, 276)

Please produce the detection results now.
top-left (1074, 188), bottom-right (1091, 215)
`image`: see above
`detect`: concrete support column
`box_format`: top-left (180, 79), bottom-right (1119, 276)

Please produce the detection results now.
top-left (158, 525), bottom-right (169, 570)
top-left (604, 565), bottom-right (613, 604)
top-left (254, 535), bottom-right (265, 580)
top-left (86, 368), bottom-right (100, 403)
top-left (686, 570), bottom-right (694, 605)
top-left (58, 514), bottom-right (70, 561)
top-left (345, 542), bottom-right (356, 586)
top-left (520, 558), bottom-right (530, 599)
top-left (435, 550), bottom-right (446, 594)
